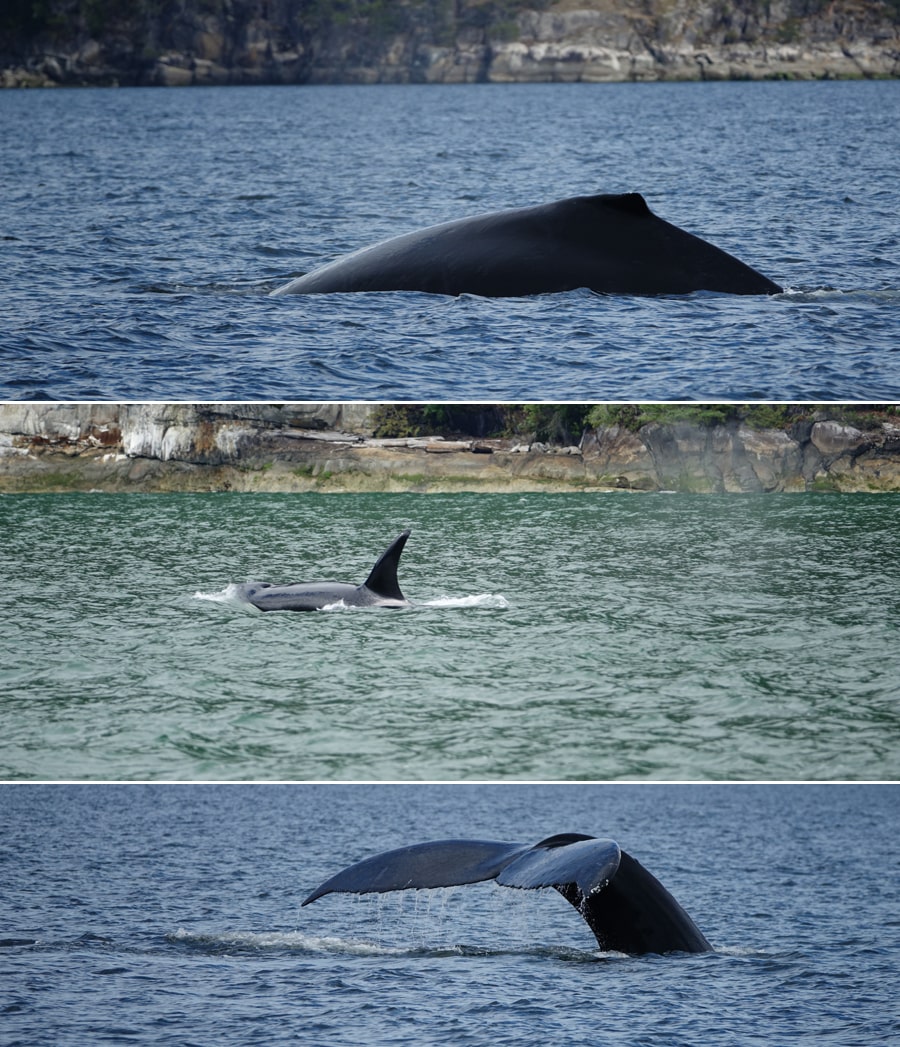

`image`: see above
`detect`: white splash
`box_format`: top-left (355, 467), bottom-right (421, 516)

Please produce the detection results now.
top-left (192, 584), bottom-right (251, 606)
top-left (191, 590), bottom-right (508, 611)
top-left (418, 594), bottom-right (509, 609)
top-left (169, 927), bottom-right (411, 956)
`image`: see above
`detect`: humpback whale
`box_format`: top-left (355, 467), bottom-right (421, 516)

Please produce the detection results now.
top-left (234, 529), bottom-right (410, 611)
top-left (303, 833), bottom-right (712, 955)
top-left (272, 192), bottom-right (781, 298)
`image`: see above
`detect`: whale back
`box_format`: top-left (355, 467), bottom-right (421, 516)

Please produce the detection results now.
top-left (273, 192), bottom-right (781, 297)
top-left (238, 529), bottom-right (411, 611)
top-left (564, 193), bottom-right (781, 296)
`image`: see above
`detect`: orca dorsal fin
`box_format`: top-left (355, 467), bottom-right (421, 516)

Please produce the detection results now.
top-left (362, 529), bottom-right (410, 601)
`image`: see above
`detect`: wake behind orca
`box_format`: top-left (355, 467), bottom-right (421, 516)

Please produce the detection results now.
top-left (303, 833), bottom-right (712, 955)
top-left (233, 529), bottom-right (410, 611)
top-left (273, 192), bottom-right (781, 298)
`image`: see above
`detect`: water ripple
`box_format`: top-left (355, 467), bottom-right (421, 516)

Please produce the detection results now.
top-left (2, 81), bottom-right (899, 398)
top-left (2, 491), bottom-right (898, 780)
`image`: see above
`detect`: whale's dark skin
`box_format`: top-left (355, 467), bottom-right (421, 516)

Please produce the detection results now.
top-left (234, 529), bottom-right (410, 611)
top-left (302, 832), bottom-right (713, 955)
top-left (272, 192), bottom-right (781, 298)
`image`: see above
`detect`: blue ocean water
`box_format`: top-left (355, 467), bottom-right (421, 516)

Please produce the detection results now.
top-left (2, 784), bottom-right (898, 1046)
top-left (2, 491), bottom-right (899, 781)
top-left (1, 80), bottom-right (898, 400)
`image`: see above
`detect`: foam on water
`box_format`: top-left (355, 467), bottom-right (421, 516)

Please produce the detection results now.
top-left (418, 594), bottom-right (510, 609)
top-left (167, 926), bottom-right (607, 962)
top-left (169, 927), bottom-right (411, 956)
top-left (191, 588), bottom-right (509, 611)
top-left (192, 584), bottom-right (255, 606)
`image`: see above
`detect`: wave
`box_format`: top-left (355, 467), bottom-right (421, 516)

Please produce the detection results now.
top-left (778, 287), bottom-right (900, 303)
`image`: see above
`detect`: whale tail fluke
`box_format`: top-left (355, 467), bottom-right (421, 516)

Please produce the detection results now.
top-left (557, 850), bottom-right (713, 955)
top-left (302, 834), bottom-right (713, 955)
top-left (302, 838), bottom-right (532, 905)
top-left (362, 529), bottom-right (410, 602)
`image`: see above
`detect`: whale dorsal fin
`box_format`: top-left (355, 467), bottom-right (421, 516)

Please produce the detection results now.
top-left (590, 192), bottom-right (651, 217)
top-left (362, 529), bottom-right (410, 601)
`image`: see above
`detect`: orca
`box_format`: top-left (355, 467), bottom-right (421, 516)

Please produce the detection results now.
top-left (234, 529), bottom-right (410, 611)
top-left (302, 833), bottom-right (712, 955)
top-left (272, 192), bottom-right (781, 298)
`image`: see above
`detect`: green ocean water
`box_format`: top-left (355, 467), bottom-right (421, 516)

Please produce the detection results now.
top-left (2, 491), bottom-right (897, 780)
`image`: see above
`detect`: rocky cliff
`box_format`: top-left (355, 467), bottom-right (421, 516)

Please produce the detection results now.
top-left (2, 402), bottom-right (899, 493)
top-left (3, 0), bottom-right (898, 88)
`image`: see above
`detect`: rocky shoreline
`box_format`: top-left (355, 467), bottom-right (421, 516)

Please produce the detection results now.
top-left (3, 2), bottom-right (898, 88)
top-left (2, 403), bottom-right (899, 494)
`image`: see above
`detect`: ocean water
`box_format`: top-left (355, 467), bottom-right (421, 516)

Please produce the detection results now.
top-left (1, 79), bottom-right (898, 400)
top-left (2, 783), bottom-right (898, 1046)
top-left (2, 490), bottom-right (898, 781)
